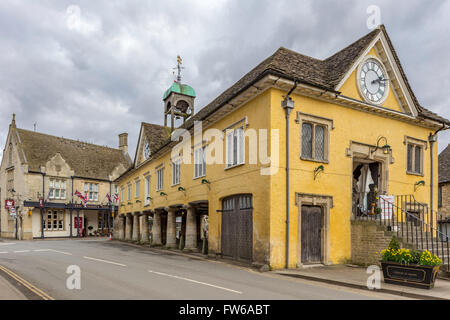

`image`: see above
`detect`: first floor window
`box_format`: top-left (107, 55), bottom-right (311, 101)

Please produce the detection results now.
top-left (144, 175), bottom-right (151, 205)
top-left (407, 143), bottom-right (423, 174)
top-left (135, 179), bottom-right (140, 198)
top-left (157, 168), bottom-right (164, 191)
top-left (49, 179), bottom-right (66, 200)
top-left (194, 147), bottom-right (206, 178)
top-left (438, 185), bottom-right (443, 208)
top-left (226, 127), bottom-right (244, 168)
top-left (45, 210), bottom-right (64, 231)
top-left (84, 183), bottom-right (99, 201)
top-left (127, 184), bottom-right (131, 201)
top-left (172, 159), bottom-right (181, 185)
top-left (301, 122), bottom-right (326, 161)
top-left (120, 187), bottom-right (124, 203)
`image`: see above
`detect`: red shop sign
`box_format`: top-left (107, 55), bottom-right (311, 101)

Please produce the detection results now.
top-left (5, 199), bottom-right (14, 209)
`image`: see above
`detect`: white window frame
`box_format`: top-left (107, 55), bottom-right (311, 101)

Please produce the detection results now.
top-left (144, 175), bottom-right (151, 205)
top-left (156, 167), bottom-right (164, 191)
top-left (135, 179), bottom-right (140, 198)
top-left (127, 184), bottom-right (131, 201)
top-left (84, 182), bottom-right (99, 202)
top-left (49, 178), bottom-right (66, 200)
top-left (225, 126), bottom-right (244, 169)
top-left (172, 159), bottom-right (181, 186)
top-left (120, 187), bottom-right (124, 203)
top-left (44, 209), bottom-right (65, 231)
top-left (194, 146), bottom-right (206, 179)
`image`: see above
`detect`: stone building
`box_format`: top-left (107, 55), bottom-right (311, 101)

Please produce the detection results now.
top-left (438, 144), bottom-right (450, 238)
top-left (0, 115), bottom-right (131, 240)
top-left (116, 25), bottom-right (449, 270)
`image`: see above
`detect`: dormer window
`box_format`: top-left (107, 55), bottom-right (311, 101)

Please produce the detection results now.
top-left (144, 140), bottom-right (150, 160)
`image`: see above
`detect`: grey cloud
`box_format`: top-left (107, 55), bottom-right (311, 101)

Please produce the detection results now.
top-left (0, 0), bottom-right (449, 161)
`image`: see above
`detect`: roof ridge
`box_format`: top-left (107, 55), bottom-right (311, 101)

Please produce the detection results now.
top-left (16, 127), bottom-right (122, 152)
top-left (324, 28), bottom-right (380, 62)
top-left (277, 46), bottom-right (324, 62)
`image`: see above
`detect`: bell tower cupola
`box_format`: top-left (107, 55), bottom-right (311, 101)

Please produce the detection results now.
top-left (163, 56), bottom-right (196, 132)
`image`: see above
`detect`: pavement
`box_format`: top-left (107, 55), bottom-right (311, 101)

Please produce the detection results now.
top-left (0, 271), bottom-right (26, 300)
top-left (273, 264), bottom-right (450, 300)
top-left (0, 238), bottom-right (409, 300)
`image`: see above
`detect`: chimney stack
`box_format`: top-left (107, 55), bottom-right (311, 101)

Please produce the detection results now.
top-left (119, 133), bottom-right (128, 154)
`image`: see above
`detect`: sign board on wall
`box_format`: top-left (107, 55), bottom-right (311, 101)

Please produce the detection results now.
top-left (379, 195), bottom-right (395, 220)
top-left (9, 206), bottom-right (16, 218)
top-left (74, 217), bottom-right (83, 229)
top-left (5, 199), bottom-right (14, 209)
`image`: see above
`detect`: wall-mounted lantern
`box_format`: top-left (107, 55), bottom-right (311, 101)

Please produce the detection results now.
top-left (314, 165), bottom-right (324, 180)
top-left (371, 136), bottom-right (391, 155)
top-left (414, 180), bottom-right (425, 192)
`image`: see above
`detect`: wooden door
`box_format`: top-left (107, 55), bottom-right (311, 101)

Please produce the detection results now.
top-left (301, 206), bottom-right (323, 264)
top-left (221, 195), bottom-right (253, 261)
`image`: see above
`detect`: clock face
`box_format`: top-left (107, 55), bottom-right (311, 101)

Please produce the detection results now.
top-left (358, 58), bottom-right (388, 104)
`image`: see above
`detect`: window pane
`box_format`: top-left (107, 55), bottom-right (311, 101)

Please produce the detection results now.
top-left (301, 123), bottom-right (313, 158)
top-left (407, 144), bottom-right (413, 172)
top-left (414, 146), bottom-right (421, 173)
top-left (315, 125), bottom-right (325, 160)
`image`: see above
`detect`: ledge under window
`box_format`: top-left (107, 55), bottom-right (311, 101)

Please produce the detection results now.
top-left (224, 163), bottom-right (245, 171)
top-left (406, 171), bottom-right (424, 177)
top-left (300, 156), bottom-right (329, 164)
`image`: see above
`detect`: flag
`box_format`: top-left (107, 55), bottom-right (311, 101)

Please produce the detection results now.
top-left (75, 190), bottom-right (87, 207)
top-left (113, 193), bottom-right (119, 204)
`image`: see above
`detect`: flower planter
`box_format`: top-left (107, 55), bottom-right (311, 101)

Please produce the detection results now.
top-left (380, 261), bottom-right (440, 289)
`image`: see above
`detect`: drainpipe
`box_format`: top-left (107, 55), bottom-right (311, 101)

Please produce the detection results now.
top-left (282, 80), bottom-right (298, 269)
top-left (40, 171), bottom-right (46, 239)
top-left (428, 123), bottom-right (448, 229)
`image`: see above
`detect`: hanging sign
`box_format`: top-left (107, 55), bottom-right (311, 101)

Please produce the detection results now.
top-left (39, 198), bottom-right (44, 208)
top-left (9, 206), bottom-right (16, 217)
top-left (5, 199), bottom-right (14, 209)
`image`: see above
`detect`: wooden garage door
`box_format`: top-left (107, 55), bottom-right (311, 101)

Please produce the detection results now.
top-left (301, 205), bottom-right (323, 264)
top-left (221, 195), bottom-right (253, 261)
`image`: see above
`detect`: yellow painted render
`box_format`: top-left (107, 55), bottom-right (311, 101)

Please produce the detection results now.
top-left (118, 70), bottom-right (439, 270)
top-left (339, 48), bottom-right (404, 113)
top-left (118, 90), bottom-right (273, 264)
top-left (269, 86), bottom-right (438, 269)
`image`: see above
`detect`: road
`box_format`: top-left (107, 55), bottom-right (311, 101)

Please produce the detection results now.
top-left (0, 239), bottom-right (407, 300)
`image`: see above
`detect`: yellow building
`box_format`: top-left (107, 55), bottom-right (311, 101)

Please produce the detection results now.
top-left (116, 25), bottom-right (449, 270)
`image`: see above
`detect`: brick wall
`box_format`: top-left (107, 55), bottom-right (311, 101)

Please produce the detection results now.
top-left (351, 220), bottom-right (407, 266)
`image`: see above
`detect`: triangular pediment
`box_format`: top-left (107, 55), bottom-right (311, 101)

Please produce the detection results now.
top-left (335, 26), bottom-right (420, 117)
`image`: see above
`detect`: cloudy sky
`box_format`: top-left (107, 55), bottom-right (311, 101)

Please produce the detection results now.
top-left (0, 0), bottom-right (449, 160)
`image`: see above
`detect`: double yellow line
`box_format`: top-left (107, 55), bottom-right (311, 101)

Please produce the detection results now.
top-left (0, 265), bottom-right (54, 300)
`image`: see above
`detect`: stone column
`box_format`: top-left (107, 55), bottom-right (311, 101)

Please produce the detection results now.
top-left (125, 213), bottom-right (132, 241)
top-left (118, 215), bottom-right (125, 240)
top-left (184, 205), bottom-right (198, 250)
top-left (141, 213), bottom-right (150, 244)
top-left (132, 213), bottom-right (141, 242)
top-left (152, 211), bottom-right (162, 246)
top-left (166, 208), bottom-right (177, 248)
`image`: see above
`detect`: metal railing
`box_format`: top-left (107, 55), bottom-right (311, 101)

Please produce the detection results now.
top-left (355, 194), bottom-right (450, 269)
